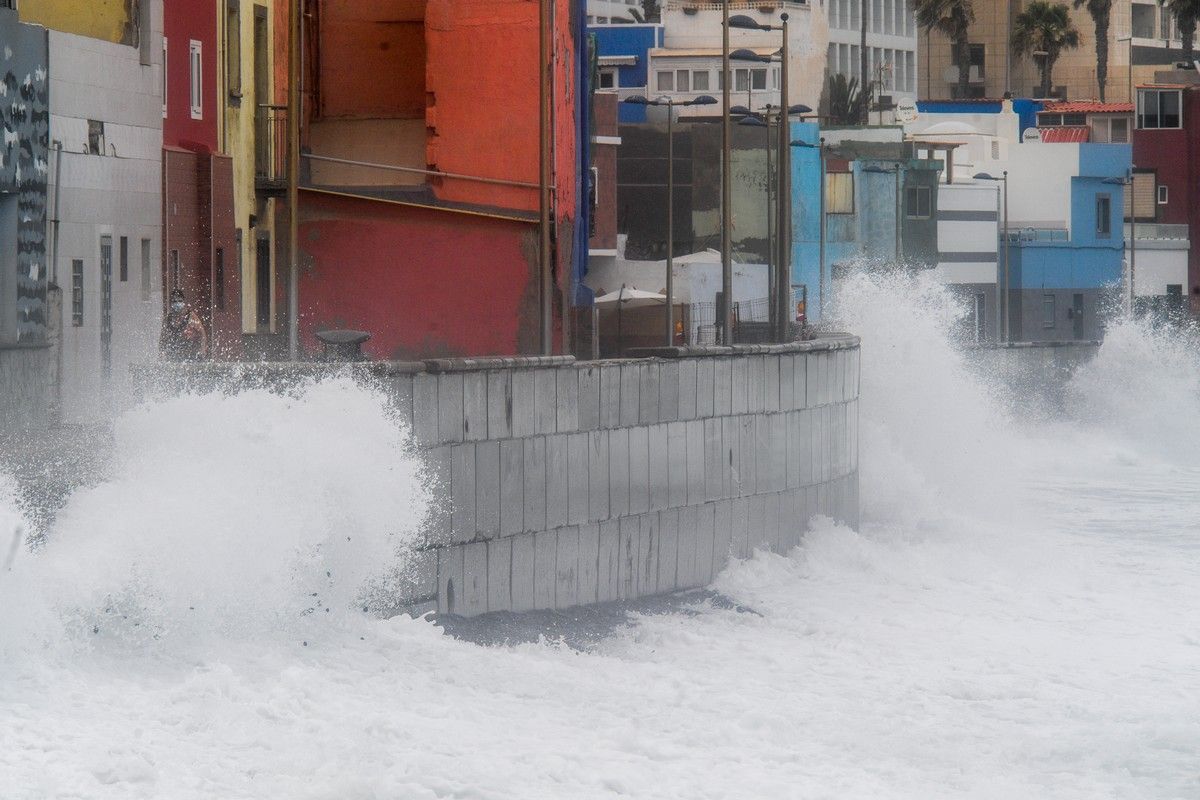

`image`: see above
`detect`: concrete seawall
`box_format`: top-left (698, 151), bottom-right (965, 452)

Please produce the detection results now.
top-left (136, 335), bottom-right (861, 617)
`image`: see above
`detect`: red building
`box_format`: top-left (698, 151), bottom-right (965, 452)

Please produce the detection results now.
top-left (295, 0), bottom-right (583, 359)
top-left (1132, 80), bottom-right (1200, 313)
top-left (162, 0), bottom-right (241, 355)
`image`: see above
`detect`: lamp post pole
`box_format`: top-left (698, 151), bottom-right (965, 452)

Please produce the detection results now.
top-left (1108, 171), bottom-right (1137, 313)
top-left (721, 0), bottom-right (733, 344)
top-left (1002, 170), bottom-right (1009, 342)
top-left (776, 14), bottom-right (791, 341)
top-left (287, 0), bottom-right (300, 359)
top-left (818, 138), bottom-right (826, 318)
top-left (893, 162), bottom-right (902, 261)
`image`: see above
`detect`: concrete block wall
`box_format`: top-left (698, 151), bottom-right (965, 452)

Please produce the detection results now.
top-left (396, 336), bottom-right (861, 617)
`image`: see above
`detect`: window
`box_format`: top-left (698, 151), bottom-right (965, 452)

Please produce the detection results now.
top-left (226, 0), bottom-right (242, 100)
top-left (215, 248), bottom-right (226, 311)
top-left (1138, 89), bottom-right (1181, 129)
top-left (692, 70), bottom-right (709, 91)
top-left (162, 38), bottom-right (168, 118)
top-left (140, 239), bottom-right (151, 301)
top-left (1110, 117), bottom-right (1129, 142)
top-left (0, 0), bottom-right (16, 10)
top-left (71, 260), bottom-right (83, 326)
top-left (598, 69), bottom-right (617, 89)
top-left (170, 249), bottom-right (180, 289)
top-left (1158, 184), bottom-right (1169, 204)
top-left (969, 43), bottom-right (985, 79)
top-left (735, 69), bottom-right (749, 92)
top-left (87, 120), bottom-right (105, 155)
top-left (189, 40), bottom-right (203, 119)
top-left (1096, 193), bottom-right (1112, 238)
top-left (1042, 294), bottom-right (1056, 328)
top-left (905, 185), bottom-right (932, 219)
top-left (1062, 113), bottom-right (1086, 126)
top-left (826, 172), bottom-right (855, 214)
top-left (751, 68), bottom-right (767, 91)
top-left (676, 69), bottom-right (690, 92)
top-left (119, 236), bottom-right (128, 282)
top-left (656, 71), bottom-right (674, 91)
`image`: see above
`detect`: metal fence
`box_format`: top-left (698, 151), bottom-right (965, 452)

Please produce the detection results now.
top-left (689, 287), bottom-right (806, 345)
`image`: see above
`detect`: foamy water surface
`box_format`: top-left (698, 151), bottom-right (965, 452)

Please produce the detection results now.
top-left (1, 273), bottom-right (1197, 799)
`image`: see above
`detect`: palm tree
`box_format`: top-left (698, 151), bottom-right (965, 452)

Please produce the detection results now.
top-left (1160, 0), bottom-right (1200, 62)
top-left (826, 74), bottom-right (873, 125)
top-left (1074, 0), bottom-right (1113, 101)
top-left (911, 0), bottom-right (976, 99)
top-left (1011, 1), bottom-right (1081, 99)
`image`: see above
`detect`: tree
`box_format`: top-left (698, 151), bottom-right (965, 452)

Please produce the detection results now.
top-left (1011, 1), bottom-right (1081, 99)
top-left (1160, 0), bottom-right (1200, 62)
top-left (1074, 0), bottom-right (1112, 101)
top-left (826, 74), bottom-right (873, 125)
top-left (641, 0), bottom-right (661, 23)
top-left (910, 0), bottom-right (976, 99)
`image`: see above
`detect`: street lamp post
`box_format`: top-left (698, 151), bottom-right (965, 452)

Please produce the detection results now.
top-left (974, 171), bottom-right (1009, 342)
top-left (728, 13), bottom-right (807, 341)
top-left (623, 94), bottom-right (718, 346)
top-left (721, 1), bottom-right (733, 344)
top-left (1105, 172), bottom-right (1137, 314)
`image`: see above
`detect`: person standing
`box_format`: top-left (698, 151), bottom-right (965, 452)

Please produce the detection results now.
top-left (160, 289), bottom-right (209, 361)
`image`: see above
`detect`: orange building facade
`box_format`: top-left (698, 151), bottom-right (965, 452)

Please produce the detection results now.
top-left (295, 0), bottom-right (585, 359)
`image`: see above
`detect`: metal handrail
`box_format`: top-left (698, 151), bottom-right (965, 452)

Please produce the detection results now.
top-left (303, 153), bottom-right (552, 191)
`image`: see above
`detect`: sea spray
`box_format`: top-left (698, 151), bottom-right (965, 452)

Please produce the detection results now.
top-left (0, 375), bottom-right (431, 655)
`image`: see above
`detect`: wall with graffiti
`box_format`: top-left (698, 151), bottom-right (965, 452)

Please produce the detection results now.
top-left (0, 9), bottom-right (50, 344)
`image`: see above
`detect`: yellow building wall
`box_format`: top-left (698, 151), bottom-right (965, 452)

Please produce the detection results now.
top-left (218, 0), bottom-right (278, 335)
top-left (19, 0), bottom-right (135, 43)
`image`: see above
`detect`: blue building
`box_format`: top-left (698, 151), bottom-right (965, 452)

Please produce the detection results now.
top-left (790, 127), bottom-right (940, 322)
top-left (589, 23), bottom-right (663, 123)
top-left (1006, 143), bottom-right (1130, 341)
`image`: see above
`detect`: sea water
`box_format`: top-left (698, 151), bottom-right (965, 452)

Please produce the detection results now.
top-left (0, 272), bottom-right (1196, 799)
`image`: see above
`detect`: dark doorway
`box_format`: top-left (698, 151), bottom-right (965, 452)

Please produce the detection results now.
top-left (256, 235), bottom-right (271, 329)
top-left (1072, 293), bottom-right (1084, 339)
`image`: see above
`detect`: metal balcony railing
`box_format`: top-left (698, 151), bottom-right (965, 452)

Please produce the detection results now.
top-left (1127, 222), bottom-right (1189, 240)
top-left (255, 104), bottom-right (288, 196)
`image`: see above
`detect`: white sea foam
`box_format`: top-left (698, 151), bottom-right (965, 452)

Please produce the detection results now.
top-left (1, 274), bottom-right (1197, 798)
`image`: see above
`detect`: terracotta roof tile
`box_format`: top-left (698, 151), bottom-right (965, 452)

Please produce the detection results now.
top-left (1042, 101), bottom-right (1133, 113)
top-left (1037, 126), bottom-right (1091, 143)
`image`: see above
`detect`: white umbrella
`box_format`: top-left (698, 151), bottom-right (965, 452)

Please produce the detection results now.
top-left (594, 285), bottom-right (667, 356)
top-left (594, 286), bottom-right (667, 307)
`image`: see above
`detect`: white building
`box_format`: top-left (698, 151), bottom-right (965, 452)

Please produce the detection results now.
top-left (821, 0), bottom-right (918, 102)
top-left (588, 0), bottom-right (643, 24)
top-left (656, 0), bottom-right (828, 113)
top-left (49, 5), bottom-right (164, 423)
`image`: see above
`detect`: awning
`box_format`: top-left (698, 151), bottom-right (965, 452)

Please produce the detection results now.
top-left (1038, 126), bottom-right (1091, 143)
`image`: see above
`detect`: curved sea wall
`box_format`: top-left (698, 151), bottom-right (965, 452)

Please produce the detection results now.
top-left (136, 335), bottom-right (860, 617)
top-left (398, 336), bottom-right (860, 616)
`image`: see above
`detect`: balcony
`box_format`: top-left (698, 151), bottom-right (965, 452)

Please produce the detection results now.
top-left (255, 104), bottom-right (288, 197)
top-left (1127, 222), bottom-right (1188, 240)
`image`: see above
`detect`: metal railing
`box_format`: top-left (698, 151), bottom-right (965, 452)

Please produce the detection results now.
top-left (690, 287), bottom-right (806, 345)
top-left (255, 104), bottom-right (288, 192)
top-left (1127, 222), bottom-right (1189, 240)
